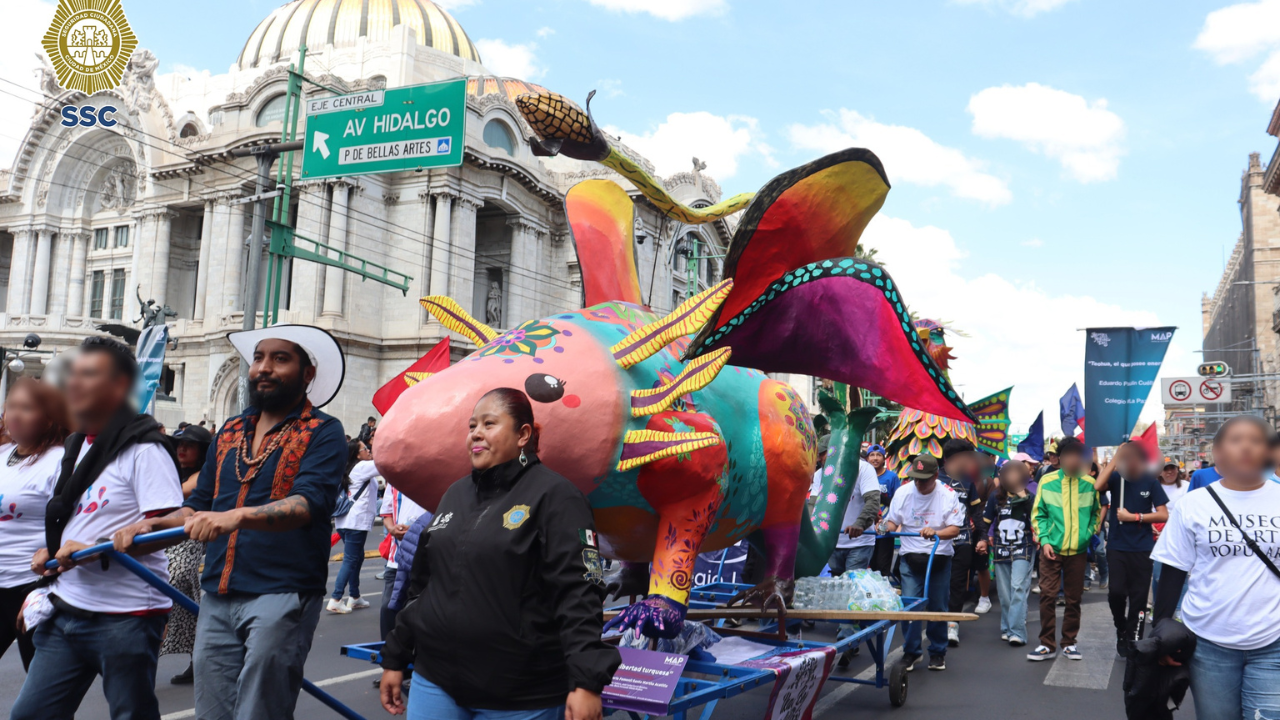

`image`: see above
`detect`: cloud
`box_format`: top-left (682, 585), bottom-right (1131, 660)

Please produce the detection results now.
top-left (596, 79), bottom-right (624, 98)
top-left (0, 1), bottom-right (56, 172)
top-left (1022, 238), bottom-right (1044, 248)
top-left (606, 111), bottom-right (773, 180)
top-left (968, 83), bottom-right (1126, 183)
top-left (536, 26), bottom-right (555, 38)
top-left (952, 0), bottom-right (1076, 16)
top-left (474, 39), bottom-right (543, 79)
top-left (584, 0), bottom-right (728, 21)
top-left (1194, 0), bottom-right (1280, 100)
top-left (789, 109), bottom-right (1012, 206)
top-left (863, 214), bottom-right (1189, 430)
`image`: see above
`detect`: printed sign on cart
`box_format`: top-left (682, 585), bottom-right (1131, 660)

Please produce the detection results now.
top-left (1160, 376), bottom-right (1232, 406)
top-left (600, 647), bottom-right (688, 716)
top-left (741, 647), bottom-right (837, 720)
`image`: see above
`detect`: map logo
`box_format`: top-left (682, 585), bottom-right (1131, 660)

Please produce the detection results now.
top-left (42, 0), bottom-right (137, 94)
top-left (1090, 332), bottom-right (1111, 348)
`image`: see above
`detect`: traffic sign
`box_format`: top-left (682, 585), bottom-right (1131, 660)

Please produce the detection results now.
top-left (302, 79), bottom-right (466, 180)
top-left (1197, 362), bottom-right (1230, 377)
top-left (1161, 376), bottom-right (1233, 405)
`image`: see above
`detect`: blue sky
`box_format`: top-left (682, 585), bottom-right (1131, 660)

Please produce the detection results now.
top-left (7, 0), bottom-right (1280, 438)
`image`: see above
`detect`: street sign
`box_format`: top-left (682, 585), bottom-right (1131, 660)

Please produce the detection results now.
top-left (1161, 376), bottom-right (1233, 405)
top-left (1197, 362), bottom-right (1230, 377)
top-left (301, 79), bottom-right (466, 180)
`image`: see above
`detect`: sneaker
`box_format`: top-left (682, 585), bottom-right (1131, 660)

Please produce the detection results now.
top-left (1116, 637), bottom-right (1129, 658)
top-left (975, 596), bottom-right (993, 614)
top-left (1027, 645), bottom-right (1056, 661)
top-left (947, 622), bottom-right (960, 647)
top-left (346, 596), bottom-right (371, 611)
top-left (902, 653), bottom-right (921, 672)
top-left (1056, 596), bottom-right (1066, 607)
top-left (927, 654), bottom-right (946, 671)
top-left (375, 570), bottom-right (386, 581)
top-left (170, 662), bottom-right (194, 685)
top-left (1062, 645), bottom-right (1082, 661)
top-left (1009, 637), bottom-right (1027, 647)
top-left (1099, 581), bottom-right (1108, 590)
top-left (837, 649), bottom-right (854, 669)
top-left (1000, 632), bottom-right (1009, 641)
top-left (1032, 585), bottom-right (1041, 594)
top-left (326, 598), bottom-right (351, 614)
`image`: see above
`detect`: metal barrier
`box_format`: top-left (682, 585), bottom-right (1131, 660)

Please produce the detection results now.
top-left (43, 527), bottom-right (370, 720)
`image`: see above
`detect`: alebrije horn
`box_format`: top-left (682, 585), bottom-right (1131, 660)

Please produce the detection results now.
top-left (610, 279), bottom-right (733, 369)
top-left (420, 296), bottom-right (500, 347)
top-left (629, 347), bottom-right (732, 417)
top-left (616, 428), bottom-right (722, 473)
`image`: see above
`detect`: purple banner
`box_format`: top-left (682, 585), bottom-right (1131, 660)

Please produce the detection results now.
top-left (601, 647), bottom-right (688, 716)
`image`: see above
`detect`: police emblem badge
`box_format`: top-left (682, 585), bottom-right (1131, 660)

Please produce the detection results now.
top-left (503, 504), bottom-right (531, 529)
top-left (42, 0), bottom-right (138, 94)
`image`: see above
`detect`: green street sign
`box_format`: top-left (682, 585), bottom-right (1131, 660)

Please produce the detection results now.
top-left (301, 79), bottom-right (466, 179)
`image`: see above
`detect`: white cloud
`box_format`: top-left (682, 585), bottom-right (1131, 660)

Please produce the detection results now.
top-left (606, 112), bottom-right (773, 180)
top-left (584, 0), bottom-right (727, 21)
top-left (596, 79), bottom-right (624, 98)
top-left (952, 0), bottom-right (1076, 16)
top-left (536, 26), bottom-right (555, 38)
top-left (864, 214), bottom-right (1190, 433)
top-left (789, 109), bottom-right (1012, 206)
top-left (1194, 0), bottom-right (1280, 100)
top-left (968, 83), bottom-right (1126, 183)
top-left (474, 39), bottom-right (544, 79)
top-left (0, 1), bottom-right (56, 173)
top-left (1022, 237), bottom-right (1044, 248)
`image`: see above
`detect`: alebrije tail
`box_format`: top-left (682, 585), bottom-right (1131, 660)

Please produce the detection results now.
top-left (794, 400), bottom-right (880, 577)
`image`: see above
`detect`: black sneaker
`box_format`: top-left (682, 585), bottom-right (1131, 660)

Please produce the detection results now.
top-left (902, 653), bottom-right (922, 672)
top-left (1116, 635), bottom-right (1129, 658)
top-left (837, 649), bottom-right (853, 668)
top-left (928, 654), bottom-right (946, 671)
top-left (170, 662), bottom-right (194, 685)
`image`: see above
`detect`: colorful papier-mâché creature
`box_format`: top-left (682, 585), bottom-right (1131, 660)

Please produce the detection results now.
top-left (374, 91), bottom-right (975, 638)
top-left (884, 319), bottom-right (1012, 471)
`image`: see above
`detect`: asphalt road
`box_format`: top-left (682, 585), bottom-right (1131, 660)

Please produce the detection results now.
top-left (0, 548), bottom-right (1187, 720)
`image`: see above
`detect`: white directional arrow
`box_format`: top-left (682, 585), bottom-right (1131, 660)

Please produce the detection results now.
top-left (313, 131), bottom-right (330, 159)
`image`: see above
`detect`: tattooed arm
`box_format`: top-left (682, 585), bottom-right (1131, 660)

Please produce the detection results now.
top-left (182, 496), bottom-right (312, 541)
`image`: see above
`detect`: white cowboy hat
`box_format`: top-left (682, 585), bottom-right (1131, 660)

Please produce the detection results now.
top-left (227, 324), bottom-right (345, 408)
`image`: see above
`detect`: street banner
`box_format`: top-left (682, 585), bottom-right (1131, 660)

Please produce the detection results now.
top-left (1083, 327), bottom-right (1175, 447)
top-left (1017, 412), bottom-right (1045, 461)
top-left (741, 646), bottom-right (837, 720)
top-left (601, 647), bottom-right (688, 716)
top-left (1059, 384), bottom-right (1085, 437)
top-left (372, 340), bottom-right (450, 415)
top-left (693, 540), bottom-right (747, 586)
top-left (132, 324), bottom-right (169, 414)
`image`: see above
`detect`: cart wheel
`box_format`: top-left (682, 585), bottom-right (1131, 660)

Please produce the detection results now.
top-left (888, 659), bottom-right (909, 707)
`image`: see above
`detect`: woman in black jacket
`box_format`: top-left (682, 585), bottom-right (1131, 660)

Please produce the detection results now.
top-left (379, 388), bottom-right (619, 720)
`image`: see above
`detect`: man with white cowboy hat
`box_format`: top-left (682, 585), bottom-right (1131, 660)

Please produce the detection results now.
top-left (114, 324), bottom-right (347, 720)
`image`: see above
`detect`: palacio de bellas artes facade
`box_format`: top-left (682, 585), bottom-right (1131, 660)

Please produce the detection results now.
top-left (0, 0), bottom-right (814, 430)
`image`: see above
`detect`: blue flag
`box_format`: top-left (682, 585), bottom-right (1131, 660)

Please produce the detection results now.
top-left (1059, 384), bottom-right (1085, 437)
top-left (132, 325), bottom-right (169, 414)
top-left (1017, 412), bottom-right (1045, 462)
top-left (1083, 327), bottom-right (1175, 447)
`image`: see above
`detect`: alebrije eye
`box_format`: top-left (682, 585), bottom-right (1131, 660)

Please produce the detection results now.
top-left (525, 374), bottom-right (566, 403)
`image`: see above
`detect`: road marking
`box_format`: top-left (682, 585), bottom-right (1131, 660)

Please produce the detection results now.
top-left (814, 648), bottom-right (902, 717)
top-left (159, 668), bottom-right (382, 719)
top-left (1044, 598), bottom-right (1117, 689)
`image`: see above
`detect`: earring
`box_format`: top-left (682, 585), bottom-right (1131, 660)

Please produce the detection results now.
top-left (519, 449), bottom-right (528, 467)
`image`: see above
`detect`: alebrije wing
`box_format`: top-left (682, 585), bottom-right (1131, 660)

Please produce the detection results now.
top-left (564, 179), bottom-right (643, 307)
top-left (968, 387), bottom-right (1013, 457)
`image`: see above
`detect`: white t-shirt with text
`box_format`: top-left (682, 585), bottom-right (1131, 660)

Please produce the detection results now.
top-left (884, 481), bottom-right (965, 557)
top-left (836, 460), bottom-right (882, 549)
top-left (52, 441), bottom-right (182, 613)
top-left (379, 485), bottom-right (429, 569)
top-left (0, 444), bottom-right (64, 587)
top-left (335, 460), bottom-right (380, 531)
top-left (1151, 481), bottom-right (1280, 650)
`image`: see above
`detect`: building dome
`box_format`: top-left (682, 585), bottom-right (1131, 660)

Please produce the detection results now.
top-left (238, 0), bottom-right (481, 70)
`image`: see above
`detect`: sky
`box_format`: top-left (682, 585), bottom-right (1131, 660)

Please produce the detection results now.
top-left (4, 0), bottom-right (1280, 442)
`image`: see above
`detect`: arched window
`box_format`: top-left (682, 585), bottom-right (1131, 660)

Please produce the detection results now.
top-left (179, 123), bottom-right (199, 138)
top-left (255, 94), bottom-right (288, 127)
top-left (483, 119), bottom-right (517, 155)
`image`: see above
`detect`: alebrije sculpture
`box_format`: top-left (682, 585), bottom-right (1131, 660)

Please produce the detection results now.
top-left (374, 92), bottom-right (975, 638)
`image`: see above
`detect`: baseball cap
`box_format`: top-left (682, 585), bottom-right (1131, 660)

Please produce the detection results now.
top-left (903, 454), bottom-right (939, 480)
top-left (867, 444), bottom-right (887, 456)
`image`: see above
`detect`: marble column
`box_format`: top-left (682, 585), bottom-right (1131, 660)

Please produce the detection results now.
top-left (67, 232), bottom-right (89, 316)
top-left (48, 232), bottom-right (73, 315)
top-left (221, 198), bottom-right (247, 314)
top-left (150, 210), bottom-right (174, 309)
top-left (429, 191), bottom-right (455, 297)
top-left (6, 228), bottom-right (33, 315)
top-left (29, 228), bottom-right (53, 315)
top-left (452, 197), bottom-right (481, 319)
top-left (194, 200), bottom-right (214, 321)
top-left (289, 181), bottom-right (328, 321)
top-left (322, 180), bottom-right (351, 317)
top-left (417, 189), bottom-right (435, 325)
top-left (507, 217), bottom-right (537, 325)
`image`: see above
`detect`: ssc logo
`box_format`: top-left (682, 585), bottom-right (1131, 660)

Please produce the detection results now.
top-left (42, 0), bottom-right (138, 94)
top-left (503, 504), bottom-right (531, 530)
top-left (60, 105), bottom-right (118, 128)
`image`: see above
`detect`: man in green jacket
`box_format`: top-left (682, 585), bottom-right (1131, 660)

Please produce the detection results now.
top-left (1028, 437), bottom-right (1100, 662)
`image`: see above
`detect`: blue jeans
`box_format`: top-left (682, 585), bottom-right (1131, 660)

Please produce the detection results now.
top-left (11, 608), bottom-right (166, 720)
top-left (408, 672), bottom-right (565, 720)
top-left (828, 544), bottom-right (874, 641)
top-left (332, 529), bottom-right (368, 600)
top-left (992, 558), bottom-right (1032, 643)
top-left (898, 553), bottom-right (952, 658)
top-left (1190, 633), bottom-right (1280, 719)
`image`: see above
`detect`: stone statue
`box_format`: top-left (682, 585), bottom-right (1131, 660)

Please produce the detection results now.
top-left (99, 161), bottom-right (137, 211)
top-left (123, 49), bottom-right (159, 113)
top-left (34, 54), bottom-right (59, 116)
top-left (137, 285), bottom-right (176, 329)
top-left (692, 157), bottom-right (708, 174)
top-left (485, 280), bottom-right (503, 327)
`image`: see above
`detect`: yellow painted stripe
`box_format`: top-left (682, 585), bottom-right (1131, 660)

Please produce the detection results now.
top-left (305, 0), bottom-right (340, 50)
top-left (333, 0), bottom-right (363, 47)
top-left (423, 1), bottom-right (453, 55)
top-left (396, 0), bottom-right (426, 45)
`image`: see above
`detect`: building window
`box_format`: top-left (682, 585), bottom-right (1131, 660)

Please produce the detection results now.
top-left (93, 228), bottom-right (108, 250)
top-left (89, 270), bottom-right (105, 318)
top-left (109, 268), bottom-right (125, 319)
top-left (160, 365), bottom-right (176, 398)
top-left (179, 123), bottom-right (199, 138)
top-left (114, 225), bottom-right (129, 248)
top-left (483, 119), bottom-right (517, 155)
top-left (255, 94), bottom-right (288, 127)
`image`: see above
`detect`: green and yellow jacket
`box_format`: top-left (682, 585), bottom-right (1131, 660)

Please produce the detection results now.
top-left (1031, 470), bottom-right (1101, 556)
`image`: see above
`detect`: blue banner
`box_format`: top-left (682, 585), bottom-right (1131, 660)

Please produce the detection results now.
top-left (132, 325), bottom-right (169, 414)
top-left (692, 540), bottom-right (747, 586)
top-left (1083, 327), bottom-right (1175, 447)
top-left (1017, 412), bottom-right (1045, 461)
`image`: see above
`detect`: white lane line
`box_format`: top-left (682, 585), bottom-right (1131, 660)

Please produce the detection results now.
top-left (1043, 599), bottom-right (1117, 689)
top-left (814, 648), bottom-right (902, 717)
top-left (159, 668), bottom-right (382, 719)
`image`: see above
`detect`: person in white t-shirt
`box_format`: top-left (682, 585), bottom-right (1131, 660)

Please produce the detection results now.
top-left (827, 459), bottom-right (881, 666)
top-left (327, 439), bottom-right (380, 614)
top-left (11, 337), bottom-right (182, 720)
top-left (878, 453), bottom-right (963, 672)
top-left (0, 377), bottom-right (68, 671)
top-left (378, 482), bottom-right (427, 642)
top-left (1151, 415), bottom-right (1280, 720)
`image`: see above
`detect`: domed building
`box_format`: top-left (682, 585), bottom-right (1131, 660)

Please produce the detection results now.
top-left (0, 0), bottom-right (735, 428)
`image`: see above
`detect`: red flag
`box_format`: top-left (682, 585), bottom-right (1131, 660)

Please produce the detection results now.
top-left (1134, 421), bottom-right (1158, 462)
top-left (372, 340), bottom-right (450, 415)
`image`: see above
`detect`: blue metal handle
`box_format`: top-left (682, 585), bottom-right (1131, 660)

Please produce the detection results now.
top-left (43, 526), bottom-right (189, 569)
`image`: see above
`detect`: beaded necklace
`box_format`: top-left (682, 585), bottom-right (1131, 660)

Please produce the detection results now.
top-left (234, 418), bottom-right (296, 485)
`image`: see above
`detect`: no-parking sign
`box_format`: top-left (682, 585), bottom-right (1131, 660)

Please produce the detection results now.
top-left (1161, 377), bottom-right (1232, 405)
